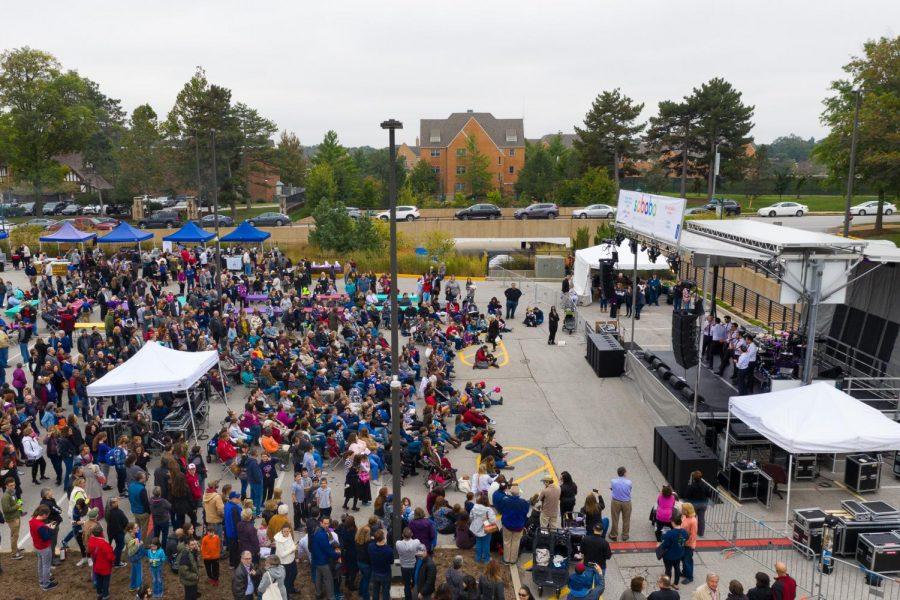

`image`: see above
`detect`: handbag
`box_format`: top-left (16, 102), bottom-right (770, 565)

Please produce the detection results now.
top-left (655, 542), bottom-right (666, 560)
top-left (261, 572), bottom-right (282, 600)
top-left (483, 520), bottom-right (498, 534)
top-left (649, 506), bottom-right (657, 523)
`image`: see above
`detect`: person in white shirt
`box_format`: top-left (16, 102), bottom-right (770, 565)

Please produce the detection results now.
top-left (736, 334), bottom-right (757, 395)
top-left (701, 316), bottom-right (715, 365)
top-left (711, 318), bottom-right (728, 371)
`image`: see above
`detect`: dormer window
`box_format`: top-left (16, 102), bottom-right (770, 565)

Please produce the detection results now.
top-left (429, 129), bottom-right (441, 143)
top-left (506, 129), bottom-right (517, 143)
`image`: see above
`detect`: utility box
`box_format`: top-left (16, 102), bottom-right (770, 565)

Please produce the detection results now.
top-left (535, 255), bottom-right (565, 279)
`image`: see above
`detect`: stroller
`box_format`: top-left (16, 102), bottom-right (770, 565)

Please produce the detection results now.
top-left (562, 307), bottom-right (577, 334)
top-left (423, 454), bottom-right (460, 492)
top-left (41, 310), bottom-right (61, 333)
top-left (531, 527), bottom-right (572, 597)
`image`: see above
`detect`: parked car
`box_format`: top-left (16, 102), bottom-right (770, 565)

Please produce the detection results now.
top-left (455, 203), bottom-right (501, 220)
top-left (704, 198), bottom-right (741, 215)
top-left (248, 212), bottom-right (291, 227)
top-left (684, 206), bottom-right (713, 216)
top-left (18, 202), bottom-right (36, 216)
top-left (0, 203), bottom-right (26, 217)
top-left (94, 216), bottom-right (119, 228)
top-left (43, 201), bottom-right (65, 215)
top-left (572, 204), bottom-right (616, 219)
top-left (46, 217), bottom-right (117, 232)
top-left (376, 205), bottom-right (420, 221)
top-left (756, 201), bottom-right (809, 217)
top-left (346, 206), bottom-right (362, 219)
top-left (25, 218), bottom-right (57, 228)
top-left (60, 203), bottom-right (82, 216)
top-left (138, 210), bottom-right (183, 229)
top-left (850, 200), bottom-right (896, 216)
top-left (514, 203), bottom-right (559, 219)
top-left (200, 214), bottom-right (234, 227)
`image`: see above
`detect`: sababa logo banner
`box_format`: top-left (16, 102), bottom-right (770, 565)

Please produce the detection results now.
top-left (632, 196), bottom-right (657, 216)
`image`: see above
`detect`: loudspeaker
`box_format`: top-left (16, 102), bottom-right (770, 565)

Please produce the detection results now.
top-left (653, 426), bottom-right (719, 496)
top-left (599, 259), bottom-right (615, 299)
top-left (680, 386), bottom-right (695, 400)
top-left (672, 313), bottom-right (700, 369)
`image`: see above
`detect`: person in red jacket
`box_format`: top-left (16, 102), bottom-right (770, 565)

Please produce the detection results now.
top-left (88, 524), bottom-right (115, 600)
top-left (186, 464), bottom-right (203, 503)
top-left (773, 561), bottom-right (797, 600)
top-left (216, 433), bottom-right (237, 465)
top-left (462, 407), bottom-right (488, 428)
top-left (29, 505), bottom-right (58, 590)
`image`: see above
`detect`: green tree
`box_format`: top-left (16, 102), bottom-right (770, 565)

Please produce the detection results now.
top-left (743, 143), bottom-right (771, 205)
top-left (772, 168), bottom-right (794, 199)
top-left (814, 36), bottom-right (900, 231)
top-left (357, 176), bottom-right (383, 209)
top-left (305, 162), bottom-right (337, 207)
top-left (423, 230), bottom-right (456, 263)
top-left (574, 88), bottom-right (644, 186)
top-left (463, 134), bottom-right (492, 198)
top-left (576, 167), bottom-right (617, 206)
top-left (515, 141), bottom-right (557, 201)
top-left (642, 164), bottom-right (669, 194)
top-left (273, 130), bottom-right (306, 187)
top-left (309, 198), bottom-right (355, 253)
top-left (353, 215), bottom-right (383, 253)
top-left (408, 159), bottom-right (438, 197)
top-left (0, 48), bottom-right (98, 215)
top-left (116, 103), bottom-right (163, 197)
top-left (645, 100), bottom-right (701, 195)
top-left (312, 130), bottom-right (358, 201)
top-left (686, 78), bottom-right (755, 201)
top-left (80, 77), bottom-right (125, 191)
top-left (768, 134), bottom-right (817, 162)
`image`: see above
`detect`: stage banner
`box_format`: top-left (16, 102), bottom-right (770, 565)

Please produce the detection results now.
top-left (615, 190), bottom-right (686, 246)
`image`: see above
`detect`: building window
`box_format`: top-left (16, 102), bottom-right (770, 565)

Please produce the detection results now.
top-left (455, 183), bottom-right (465, 192)
top-left (430, 149), bottom-right (440, 157)
top-left (497, 156), bottom-right (502, 165)
top-left (508, 148), bottom-right (516, 157)
top-left (508, 166), bottom-right (515, 174)
top-left (429, 129), bottom-right (441, 143)
top-left (456, 148), bottom-right (466, 157)
top-left (456, 166), bottom-right (467, 175)
top-left (432, 167), bottom-right (440, 174)
top-left (506, 129), bottom-right (517, 143)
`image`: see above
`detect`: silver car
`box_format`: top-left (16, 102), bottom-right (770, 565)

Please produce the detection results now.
top-left (572, 204), bottom-right (616, 219)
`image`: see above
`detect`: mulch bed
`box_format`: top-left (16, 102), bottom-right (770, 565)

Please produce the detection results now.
top-left (2, 546), bottom-right (514, 599)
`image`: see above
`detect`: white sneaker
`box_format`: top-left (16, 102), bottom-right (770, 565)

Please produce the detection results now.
top-left (77, 558), bottom-right (88, 567)
top-left (88, 558), bottom-right (94, 568)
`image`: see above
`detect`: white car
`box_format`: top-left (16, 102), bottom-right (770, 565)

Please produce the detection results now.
top-left (851, 200), bottom-right (895, 216)
top-left (376, 205), bottom-right (420, 221)
top-left (756, 202), bottom-right (809, 217)
top-left (572, 204), bottom-right (616, 219)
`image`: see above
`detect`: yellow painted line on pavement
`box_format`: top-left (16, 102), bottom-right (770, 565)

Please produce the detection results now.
top-left (506, 446), bottom-right (558, 484)
top-left (507, 450), bottom-right (537, 466)
top-left (459, 339), bottom-right (509, 367)
top-left (515, 464), bottom-right (553, 485)
top-left (833, 479), bottom-right (866, 501)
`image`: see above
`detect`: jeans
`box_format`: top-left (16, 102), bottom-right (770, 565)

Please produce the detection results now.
top-left (19, 342), bottom-right (29, 368)
top-left (152, 521), bottom-right (170, 548)
top-left (37, 545), bottom-right (52, 587)
top-left (475, 533), bottom-right (491, 563)
top-left (371, 573), bottom-right (391, 600)
top-left (49, 454), bottom-right (63, 484)
top-left (285, 559), bottom-right (298, 593)
top-left (250, 482), bottom-right (263, 515)
top-left (151, 565), bottom-right (164, 597)
top-left (130, 554), bottom-right (144, 590)
top-left (358, 563), bottom-right (371, 600)
top-left (0, 346), bottom-right (8, 385)
top-left (682, 546), bottom-right (694, 581)
top-left (401, 566), bottom-right (415, 600)
top-left (112, 531), bottom-right (125, 565)
top-left (505, 301), bottom-right (518, 319)
top-left (314, 563), bottom-right (334, 600)
top-left (63, 455), bottom-right (74, 492)
top-left (695, 502), bottom-right (707, 537)
top-left (663, 557), bottom-right (682, 586)
top-left (115, 465), bottom-right (127, 494)
top-left (96, 572), bottom-right (111, 599)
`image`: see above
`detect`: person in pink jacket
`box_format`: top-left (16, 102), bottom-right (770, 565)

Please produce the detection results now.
top-left (654, 485), bottom-right (678, 541)
top-left (12, 363), bottom-right (27, 401)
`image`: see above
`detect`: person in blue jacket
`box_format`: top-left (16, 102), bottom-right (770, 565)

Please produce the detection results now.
top-left (310, 516), bottom-right (340, 599)
top-left (223, 492), bottom-right (242, 569)
top-left (245, 448), bottom-right (263, 516)
top-left (491, 482), bottom-right (530, 564)
top-left (566, 562), bottom-right (604, 600)
top-left (658, 515), bottom-right (689, 588)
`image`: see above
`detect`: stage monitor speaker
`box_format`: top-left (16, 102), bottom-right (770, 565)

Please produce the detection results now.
top-left (653, 426), bottom-right (719, 496)
top-left (672, 313), bottom-right (700, 369)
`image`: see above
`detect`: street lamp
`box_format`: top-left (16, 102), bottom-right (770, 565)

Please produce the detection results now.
top-left (210, 129), bottom-right (223, 300)
top-left (842, 88), bottom-right (862, 238)
top-left (381, 117), bottom-right (403, 541)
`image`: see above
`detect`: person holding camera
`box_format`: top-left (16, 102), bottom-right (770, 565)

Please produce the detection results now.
top-left (492, 482), bottom-right (530, 564)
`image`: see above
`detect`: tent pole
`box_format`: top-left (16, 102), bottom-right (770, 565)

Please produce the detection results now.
top-left (217, 361), bottom-right (229, 406)
top-left (629, 243), bottom-right (638, 350)
top-left (785, 454), bottom-right (794, 529)
top-left (186, 387), bottom-right (200, 447)
top-left (723, 404), bottom-right (732, 469)
top-left (693, 255), bottom-right (711, 425)
top-left (801, 259), bottom-right (823, 384)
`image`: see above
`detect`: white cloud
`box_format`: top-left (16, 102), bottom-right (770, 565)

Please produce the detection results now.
top-left (4, 0), bottom-right (896, 147)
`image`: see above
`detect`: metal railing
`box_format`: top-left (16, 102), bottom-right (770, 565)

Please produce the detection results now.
top-left (680, 262), bottom-right (802, 330)
top-left (699, 480), bottom-right (900, 599)
top-left (842, 376), bottom-right (900, 418)
top-left (819, 336), bottom-right (890, 378)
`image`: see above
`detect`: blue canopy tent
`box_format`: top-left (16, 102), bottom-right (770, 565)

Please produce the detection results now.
top-left (98, 221), bottom-right (153, 244)
top-left (38, 221), bottom-right (97, 257)
top-left (162, 221), bottom-right (215, 244)
top-left (220, 221), bottom-right (271, 244)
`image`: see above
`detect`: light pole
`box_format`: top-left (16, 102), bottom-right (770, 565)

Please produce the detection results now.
top-left (381, 117), bottom-right (403, 541)
top-left (842, 88), bottom-right (862, 238)
top-left (210, 129), bottom-right (223, 300)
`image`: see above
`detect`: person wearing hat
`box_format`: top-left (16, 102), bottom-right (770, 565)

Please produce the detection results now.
top-left (567, 561), bottom-right (605, 600)
top-left (492, 482), bottom-right (531, 564)
top-left (538, 475), bottom-right (561, 529)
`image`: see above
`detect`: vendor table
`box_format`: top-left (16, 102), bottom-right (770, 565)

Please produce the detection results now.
top-left (74, 322), bottom-right (104, 329)
top-left (4, 299), bottom-right (39, 317)
top-left (246, 293), bottom-right (269, 302)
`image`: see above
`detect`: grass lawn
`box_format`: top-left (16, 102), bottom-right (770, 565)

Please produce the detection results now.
top-left (660, 192), bottom-right (881, 213)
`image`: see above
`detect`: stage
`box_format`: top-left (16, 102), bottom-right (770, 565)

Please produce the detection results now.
top-left (634, 348), bottom-right (739, 419)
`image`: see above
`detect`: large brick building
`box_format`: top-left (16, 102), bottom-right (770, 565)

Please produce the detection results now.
top-left (419, 111), bottom-right (525, 198)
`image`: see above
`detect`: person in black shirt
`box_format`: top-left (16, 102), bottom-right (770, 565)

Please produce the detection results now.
top-left (647, 575), bottom-right (679, 599)
top-left (503, 284), bottom-right (522, 319)
top-left (580, 525), bottom-right (612, 572)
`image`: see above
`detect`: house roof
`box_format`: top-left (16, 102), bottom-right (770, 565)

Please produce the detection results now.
top-left (398, 143), bottom-right (420, 157)
top-left (55, 153), bottom-right (113, 190)
top-left (531, 133), bottom-right (577, 149)
top-left (420, 111), bottom-right (524, 149)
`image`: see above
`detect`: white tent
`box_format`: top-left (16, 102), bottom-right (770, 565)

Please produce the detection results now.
top-left (573, 241), bottom-right (670, 298)
top-left (87, 342), bottom-right (221, 445)
top-left (725, 382), bottom-right (900, 524)
top-left (87, 341), bottom-right (219, 396)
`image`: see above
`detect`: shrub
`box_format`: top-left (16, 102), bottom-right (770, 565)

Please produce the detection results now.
top-left (422, 230), bottom-right (456, 263)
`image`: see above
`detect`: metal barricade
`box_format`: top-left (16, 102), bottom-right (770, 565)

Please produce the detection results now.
top-left (816, 555), bottom-right (900, 599)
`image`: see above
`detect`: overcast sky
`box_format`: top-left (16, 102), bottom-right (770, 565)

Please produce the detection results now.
top-left (5, 1), bottom-right (896, 148)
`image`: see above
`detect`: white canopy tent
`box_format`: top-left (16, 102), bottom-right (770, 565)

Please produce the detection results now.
top-left (573, 240), bottom-right (670, 298)
top-left (725, 382), bottom-right (900, 524)
top-left (87, 341), bottom-right (224, 444)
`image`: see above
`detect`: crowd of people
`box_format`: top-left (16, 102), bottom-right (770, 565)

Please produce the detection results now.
top-left (0, 242), bottom-right (799, 600)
